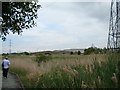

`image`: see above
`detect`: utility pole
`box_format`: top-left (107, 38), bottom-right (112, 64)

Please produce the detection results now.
top-left (107, 0), bottom-right (120, 51)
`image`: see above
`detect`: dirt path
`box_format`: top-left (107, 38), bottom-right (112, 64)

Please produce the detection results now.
top-left (2, 72), bottom-right (23, 89)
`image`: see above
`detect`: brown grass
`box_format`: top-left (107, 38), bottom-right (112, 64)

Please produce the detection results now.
top-left (9, 54), bottom-right (107, 80)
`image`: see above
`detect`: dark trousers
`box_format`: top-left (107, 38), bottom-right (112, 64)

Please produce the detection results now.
top-left (2, 68), bottom-right (9, 78)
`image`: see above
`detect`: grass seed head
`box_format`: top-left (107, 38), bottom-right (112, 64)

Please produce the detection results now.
top-left (85, 65), bottom-right (89, 72)
top-left (89, 65), bottom-right (93, 73)
top-left (63, 67), bottom-right (75, 76)
top-left (98, 61), bottom-right (102, 67)
top-left (81, 81), bottom-right (88, 88)
top-left (57, 71), bottom-right (62, 77)
top-left (97, 76), bottom-right (102, 85)
top-left (115, 66), bottom-right (119, 73)
top-left (73, 69), bottom-right (78, 74)
top-left (92, 81), bottom-right (96, 88)
top-left (68, 75), bottom-right (72, 80)
top-left (91, 64), bottom-right (95, 70)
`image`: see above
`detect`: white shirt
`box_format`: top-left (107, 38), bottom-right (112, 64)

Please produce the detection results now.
top-left (2, 59), bottom-right (10, 69)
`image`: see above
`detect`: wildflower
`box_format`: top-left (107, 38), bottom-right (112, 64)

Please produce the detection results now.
top-left (111, 73), bottom-right (118, 84)
top-left (81, 81), bottom-right (88, 88)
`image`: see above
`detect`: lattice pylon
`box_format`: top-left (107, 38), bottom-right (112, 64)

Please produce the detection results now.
top-left (107, 0), bottom-right (120, 51)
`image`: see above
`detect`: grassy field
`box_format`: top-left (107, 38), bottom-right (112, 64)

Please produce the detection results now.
top-left (6, 53), bottom-right (120, 88)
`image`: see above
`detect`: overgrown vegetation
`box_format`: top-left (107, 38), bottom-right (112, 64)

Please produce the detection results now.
top-left (9, 56), bottom-right (40, 88)
top-left (9, 52), bottom-right (120, 88)
top-left (35, 53), bottom-right (120, 88)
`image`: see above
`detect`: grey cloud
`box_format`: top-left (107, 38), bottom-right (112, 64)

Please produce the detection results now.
top-left (2, 2), bottom-right (110, 53)
top-left (41, 2), bottom-right (110, 22)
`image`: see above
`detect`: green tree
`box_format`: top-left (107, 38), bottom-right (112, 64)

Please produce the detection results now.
top-left (84, 47), bottom-right (105, 55)
top-left (84, 47), bottom-right (96, 55)
top-left (2, 53), bottom-right (9, 56)
top-left (1, 1), bottom-right (41, 40)
top-left (23, 52), bottom-right (30, 55)
top-left (78, 51), bottom-right (81, 55)
top-left (34, 53), bottom-right (52, 66)
top-left (70, 51), bottom-right (73, 55)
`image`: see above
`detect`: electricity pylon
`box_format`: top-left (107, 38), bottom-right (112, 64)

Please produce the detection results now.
top-left (107, 0), bottom-right (120, 51)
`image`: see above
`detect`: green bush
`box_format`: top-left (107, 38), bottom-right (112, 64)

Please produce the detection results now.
top-left (2, 53), bottom-right (9, 57)
top-left (78, 51), bottom-right (81, 55)
top-left (23, 52), bottom-right (30, 55)
top-left (34, 53), bottom-right (52, 66)
top-left (84, 47), bottom-right (104, 55)
top-left (70, 52), bottom-right (73, 55)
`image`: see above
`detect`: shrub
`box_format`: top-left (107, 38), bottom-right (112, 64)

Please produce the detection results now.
top-left (23, 52), bottom-right (30, 55)
top-left (2, 53), bottom-right (9, 56)
top-left (34, 53), bottom-right (52, 66)
top-left (70, 52), bottom-right (73, 55)
top-left (84, 47), bottom-right (96, 55)
top-left (78, 51), bottom-right (81, 55)
top-left (84, 47), bottom-right (104, 55)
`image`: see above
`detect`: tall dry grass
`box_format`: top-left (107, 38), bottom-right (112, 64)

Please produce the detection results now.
top-left (9, 54), bottom-right (107, 75)
top-left (10, 56), bottom-right (39, 76)
top-left (35, 53), bottom-right (120, 88)
top-left (8, 54), bottom-right (108, 88)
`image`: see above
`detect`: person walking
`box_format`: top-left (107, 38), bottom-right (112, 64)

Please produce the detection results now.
top-left (2, 57), bottom-right (10, 78)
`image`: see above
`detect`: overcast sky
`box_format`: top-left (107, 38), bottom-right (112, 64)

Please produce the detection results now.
top-left (1, 1), bottom-right (111, 53)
